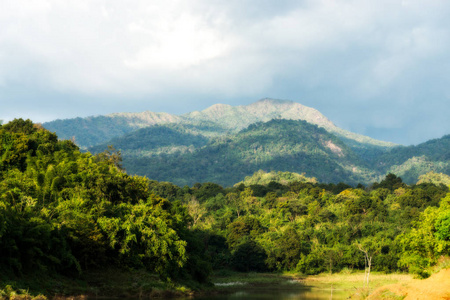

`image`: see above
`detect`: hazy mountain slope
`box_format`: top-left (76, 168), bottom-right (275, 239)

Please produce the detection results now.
top-left (43, 98), bottom-right (395, 151)
top-left (183, 98), bottom-right (396, 148)
top-left (89, 124), bottom-right (210, 157)
top-left (122, 119), bottom-right (379, 186)
top-left (417, 172), bottom-right (450, 186)
top-left (44, 112), bottom-right (181, 148)
top-left (42, 98), bottom-right (450, 186)
top-left (182, 99), bottom-right (336, 132)
top-left (374, 134), bottom-right (450, 183)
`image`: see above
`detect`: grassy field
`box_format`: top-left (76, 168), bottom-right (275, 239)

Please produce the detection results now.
top-left (210, 270), bottom-right (414, 299)
top-left (298, 272), bottom-right (413, 299)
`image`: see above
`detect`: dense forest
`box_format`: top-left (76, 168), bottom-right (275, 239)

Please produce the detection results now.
top-left (113, 119), bottom-right (376, 186)
top-left (1, 119), bottom-right (449, 294)
top-left (45, 99), bottom-right (450, 187)
top-left (0, 119), bottom-right (203, 283)
top-left (147, 171), bottom-right (450, 278)
top-left (87, 118), bottom-right (450, 187)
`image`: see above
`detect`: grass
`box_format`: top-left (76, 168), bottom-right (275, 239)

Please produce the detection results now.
top-left (429, 256), bottom-right (450, 275)
top-left (295, 271), bottom-right (412, 299)
top-left (297, 271), bottom-right (412, 289)
top-left (209, 270), bottom-right (414, 299)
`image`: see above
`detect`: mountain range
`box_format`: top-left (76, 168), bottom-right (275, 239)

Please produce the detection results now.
top-left (43, 99), bottom-right (450, 186)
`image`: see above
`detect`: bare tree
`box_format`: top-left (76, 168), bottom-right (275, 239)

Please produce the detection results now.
top-left (187, 196), bottom-right (206, 228)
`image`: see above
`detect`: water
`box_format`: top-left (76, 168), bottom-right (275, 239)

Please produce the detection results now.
top-left (91, 286), bottom-right (347, 300)
top-left (192, 290), bottom-right (343, 299)
top-left (190, 285), bottom-right (347, 300)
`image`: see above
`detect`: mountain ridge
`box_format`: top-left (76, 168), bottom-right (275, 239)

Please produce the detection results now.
top-left (94, 119), bottom-right (380, 186)
top-left (44, 98), bottom-right (396, 149)
top-left (42, 99), bottom-right (450, 186)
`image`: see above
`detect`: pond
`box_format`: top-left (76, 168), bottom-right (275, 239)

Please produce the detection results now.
top-left (192, 288), bottom-right (346, 299)
top-left (189, 282), bottom-right (348, 300)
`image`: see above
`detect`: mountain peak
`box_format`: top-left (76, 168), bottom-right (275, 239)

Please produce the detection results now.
top-left (254, 98), bottom-right (293, 104)
top-left (43, 98), bottom-right (397, 149)
top-left (202, 103), bottom-right (233, 113)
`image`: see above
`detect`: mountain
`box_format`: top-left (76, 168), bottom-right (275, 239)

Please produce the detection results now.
top-left (183, 99), bottom-right (396, 148)
top-left (44, 98), bottom-right (395, 150)
top-left (44, 98), bottom-right (450, 186)
top-left (43, 112), bottom-right (181, 148)
top-left (89, 124), bottom-right (210, 157)
top-left (114, 119), bottom-right (379, 186)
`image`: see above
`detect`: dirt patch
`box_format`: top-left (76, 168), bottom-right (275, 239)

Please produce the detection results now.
top-left (323, 140), bottom-right (344, 157)
top-left (368, 269), bottom-right (450, 300)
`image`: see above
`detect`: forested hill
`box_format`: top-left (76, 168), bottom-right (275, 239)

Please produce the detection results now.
top-left (373, 134), bottom-right (450, 183)
top-left (108, 119), bottom-right (378, 186)
top-left (87, 118), bottom-right (450, 186)
top-left (43, 98), bottom-right (450, 186)
top-left (89, 124), bottom-right (210, 157)
top-left (43, 98), bottom-right (395, 149)
top-left (42, 112), bottom-right (181, 149)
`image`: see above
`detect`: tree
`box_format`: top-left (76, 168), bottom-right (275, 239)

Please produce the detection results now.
top-left (95, 145), bottom-right (123, 171)
top-left (231, 241), bottom-right (267, 272)
top-left (187, 196), bottom-right (206, 228)
top-left (398, 196), bottom-right (450, 276)
top-left (266, 227), bottom-right (310, 271)
top-left (226, 192), bottom-right (242, 217)
top-left (323, 244), bottom-right (345, 274)
top-left (372, 173), bottom-right (405, 191)
top-left (435, 210), bottom-right (450, 241)
top-left (355, 237), bottom-right (382, 287)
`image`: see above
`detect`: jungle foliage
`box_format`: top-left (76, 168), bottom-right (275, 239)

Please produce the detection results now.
top-left (0, 119), bottom-right (205, 283)
top-left (1, 119), bottom-right (449, 290)
top-left (147, 171), bottom-right (450, 277)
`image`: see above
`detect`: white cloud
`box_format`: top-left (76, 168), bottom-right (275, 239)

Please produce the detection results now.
top-left (2, 0), bottom-right (450, 144)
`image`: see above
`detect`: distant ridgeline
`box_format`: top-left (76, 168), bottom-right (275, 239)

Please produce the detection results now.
top-left (44, 99), bottom-right (450, 186)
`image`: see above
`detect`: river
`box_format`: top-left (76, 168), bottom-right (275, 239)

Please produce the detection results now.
top-left (193, 290), bottom-right (345, 299)
top-left (189, 284), bottom-right (348, 300)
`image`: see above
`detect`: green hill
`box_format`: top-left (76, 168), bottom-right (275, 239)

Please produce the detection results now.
top-left (43, 112), bottom-right (182, 148)
top-left (119, 119), bottom-right (379, 186)
top-left (373, 135), bottom-right (450, 183)
top-left (0, 119), bottom-right (199, 288)
top-left (43, 99), bottom-right (450, 186)
top-left (89, 124), bottom-right (210, 157)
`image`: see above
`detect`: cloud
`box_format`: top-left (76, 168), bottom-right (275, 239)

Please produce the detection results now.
top-left (1, 0), bottom-right (450, 144)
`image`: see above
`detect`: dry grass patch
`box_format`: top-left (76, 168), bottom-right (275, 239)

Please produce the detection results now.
top-left (368, 268), bottom-right (450, 300)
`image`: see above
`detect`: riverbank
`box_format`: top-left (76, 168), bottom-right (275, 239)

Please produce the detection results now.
top-left (0, 268), bottom-right (198, 300)
top-left (0, 270), bottom-right (418, 300)
top-left (211, 270), bottom-right (414, 299)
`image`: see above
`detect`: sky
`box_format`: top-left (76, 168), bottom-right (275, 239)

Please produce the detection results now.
top-left (1, 0), bottom-right (450, 145)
